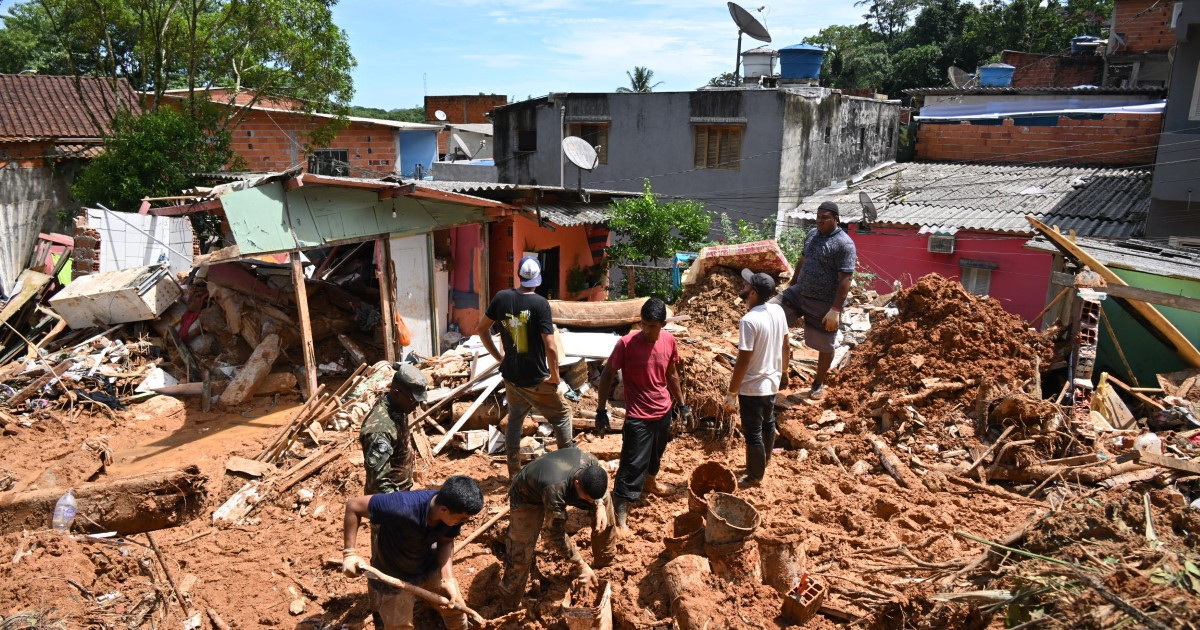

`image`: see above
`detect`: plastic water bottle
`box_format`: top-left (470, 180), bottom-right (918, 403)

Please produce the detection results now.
top-left (52, 489), bottom-right (77, 534)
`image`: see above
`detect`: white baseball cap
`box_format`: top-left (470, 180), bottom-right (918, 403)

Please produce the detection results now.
top-left (518, 257), bottom-right (542, 288)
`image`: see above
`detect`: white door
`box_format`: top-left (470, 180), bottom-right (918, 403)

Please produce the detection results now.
top-left (389, 234), bottom-right (434, 357)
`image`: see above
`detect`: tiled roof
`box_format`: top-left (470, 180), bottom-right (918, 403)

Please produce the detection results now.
top-left (0, 75), bottom-right (139, 140)
top-left (788, 162), bottom-right (1149, 239)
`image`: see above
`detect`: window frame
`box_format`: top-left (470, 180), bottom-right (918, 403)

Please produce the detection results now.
top-left (693, 124), bottom-right (744, 171)
top-left (567, 122), bottom-right (609, 165)
top-left (960, 266), bottom-right (992, 296)
top-left (308, 149), bottom-right (349, 176)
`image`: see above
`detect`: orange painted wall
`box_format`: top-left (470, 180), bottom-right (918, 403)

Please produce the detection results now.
top-left (491, 214), bottom-right (605, 302)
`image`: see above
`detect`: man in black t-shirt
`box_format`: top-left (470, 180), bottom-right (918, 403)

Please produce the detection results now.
top-left (341, 476), bottom-right (484, 630)
top-left (477, 257), bottom-right (574, 477)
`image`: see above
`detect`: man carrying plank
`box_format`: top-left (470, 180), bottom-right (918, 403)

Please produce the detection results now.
top-left (342, 475), bottom-right (484, 629)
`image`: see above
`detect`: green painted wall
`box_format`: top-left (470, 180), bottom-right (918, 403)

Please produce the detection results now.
top-left (1097, 268), bottom-right (1200, 386)
top-left (221, 182), bottom-right (489, 255)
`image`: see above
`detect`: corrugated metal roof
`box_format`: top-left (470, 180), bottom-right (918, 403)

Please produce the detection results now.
top-left (524, 202), bottom-right (612, 227)
top-left (447, 123), bottom-right (492, 135)
top-left (904, 86), bottom-right (1166, 96)
top-left (0, 75), bottom-right (140, 140)
top-left (788, 162), bottom-right (1149, 238)
top-left (1025, 236), bottom-right (1200, 281)
top-left (399, 179), bottom-right (637, 197)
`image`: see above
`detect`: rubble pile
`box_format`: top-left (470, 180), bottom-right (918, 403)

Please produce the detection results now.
top-left (675, 267), bottom-right (747, 338)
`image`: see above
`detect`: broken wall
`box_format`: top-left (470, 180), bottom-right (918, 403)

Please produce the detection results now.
top-left (84, 208), bottom-right (195, 276)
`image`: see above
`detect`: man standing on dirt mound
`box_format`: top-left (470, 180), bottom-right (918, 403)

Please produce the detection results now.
top-left (341, 475), bottom-right (484, 630)
top-left (595, 297), bottom-right (688, 532)
top-left (771, 200), bottom-right (856, 400)
top-left (477, 256), bottom-right (574, 477)
top-left (360, 364), bottom-right (428, 494)
top-left (498, 446), bottom-right (617, 609)
top-left (726, 270), bottom-right (789, 487)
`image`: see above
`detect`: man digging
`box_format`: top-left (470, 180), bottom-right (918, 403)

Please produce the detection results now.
top-left (497, 446), bottom-right (617, 610)
top-left (771, 200), bottom-right (856, 400)
top-left (342, 475), bottom-right (484, 630)
top-left (595, 297), bottom-right (688, 532)
top-left (477, 256), bottom-right (574, 477)
top-left (360, 364), bottom-right (428, 494)
top-left (726, 270), bottom-right (789, 487)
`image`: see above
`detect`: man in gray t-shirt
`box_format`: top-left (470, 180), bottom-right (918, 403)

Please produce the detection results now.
top-left (772, 201), bottom-right (856, 400)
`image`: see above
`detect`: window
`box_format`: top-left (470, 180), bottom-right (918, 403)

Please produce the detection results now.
top-left (959, 260), bottom-right (996, 296)
top-left (308, 149), bottom-right (348, 176)
top-left (567, 123), bottom-right (609, 164)
top-left (693, 125), bottom-right (743, 170)
top-left (517, 129), bottom-right (538, 152)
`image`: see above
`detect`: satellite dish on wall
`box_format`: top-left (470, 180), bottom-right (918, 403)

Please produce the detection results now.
top-left (434, 109), bottom-right (448, 121)
top-left (728, 3), bottom-right (772, 87)
top-left (562, 136), bottom-right (599, 171)
top-left (858, 192), bottom-right (878, 225)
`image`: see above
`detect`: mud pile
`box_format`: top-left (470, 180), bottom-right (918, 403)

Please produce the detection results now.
top-left (675, 267), bottom-right (746, 338)
top-left (825, 274), bottom-right (1051, 420)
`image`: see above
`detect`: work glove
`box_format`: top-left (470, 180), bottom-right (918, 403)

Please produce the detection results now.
top-left (577, 563), bottom-right (598, 587)
top-left (341, 548), bottom-right (364, 578)
top-left (723, 393), bottom-right (739, 414)
top-left (822, 309), bottom-right (841, 332)
top-left (594, 408), bottom-right (610, 434)
top-left (441, 578), bottom-right (466, 611)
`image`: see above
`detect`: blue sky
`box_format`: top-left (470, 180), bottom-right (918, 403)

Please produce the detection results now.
top-left (334, 0), bottom-right (865, 109)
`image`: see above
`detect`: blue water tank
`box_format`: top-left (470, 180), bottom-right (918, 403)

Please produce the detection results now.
top-left (779, 44), bottom-right (826, 80)
top-left (977, 63), bottom-right (1015, 87)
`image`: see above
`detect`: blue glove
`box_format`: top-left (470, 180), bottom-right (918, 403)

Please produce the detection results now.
top-left (594, 408), bottom-right (610, 434)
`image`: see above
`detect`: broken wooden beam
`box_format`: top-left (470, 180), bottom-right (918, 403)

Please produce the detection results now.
top-left (0, 466), bottom-right (207, 536)
top-left (6, 360), bottom-right (72, 407)
top-left (869, 437), bottom-right (919, 489)
top-left (219, 333), bottom-right (282, 407)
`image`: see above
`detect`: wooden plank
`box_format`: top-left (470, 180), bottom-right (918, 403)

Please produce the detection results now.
top-left (1052, 270), bottom-right (1200, 314)
top-left (407, 363), bottom-right (499, 429)
top-left (6, 360), bottom-right (71, 407)
top-left (1029, 216), bottom-right (1200, 369)
top-left (433, 378), bottom-right (502, 455)
top-left (1134, 451), bottom-right (1200, 476)
top-left (376, 238), bottom-right (397, 363)
top-left (291, 253), bottom-right (319, 400)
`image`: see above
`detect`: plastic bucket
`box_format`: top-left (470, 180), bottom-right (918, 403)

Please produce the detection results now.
top-left (705, 492), bottom-right (760, 544)
top-left (663, 511), bottom-right (705, 558)
top-left (688, 462), bottom-right (736, 513)
top-left (756, 527), bottom-right (806, 593)
top-left (705, 539), bottom-right (761, 583)
top-left (562, 579), bottom-right (612, 630)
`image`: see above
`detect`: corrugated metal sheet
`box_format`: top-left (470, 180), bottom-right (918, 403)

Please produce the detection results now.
top-left (0, 200), bottom-right (53, 295)
top-left (904, 86), bottom-right (1166, 96)
top-left (525, 202), bottom-right (612, 226)
top-left (787, 162), bottom-right (1148, 238)
top-left (1025, 237), bottom-right (1200, 280)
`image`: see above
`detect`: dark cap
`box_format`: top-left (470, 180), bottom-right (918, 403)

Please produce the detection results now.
top-left (391, 363), bottom-right (428, 402)
top-left (740, 268), bottom-right (776, 299)
top-left (817, 201), bottom-right (840, 216)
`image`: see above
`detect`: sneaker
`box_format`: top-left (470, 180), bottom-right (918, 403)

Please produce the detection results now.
top-left (809, 384), bottom-right (826, 400)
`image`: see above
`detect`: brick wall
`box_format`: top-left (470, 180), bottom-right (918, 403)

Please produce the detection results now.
top-left (229, 109), bottom-right (399, 175)
top-left (0, 141), bottom-right (56, 168)
top-left (425, 95), bottom-right (506, 157)
top-left (916, 113), bottom-right (1161, 165)
top-left (1001, 51), bottom-right (1104, 88)
top-left (1114, 0), bottom-right (1175, 53)
top-left (72, 216), bottom-right (100, 279)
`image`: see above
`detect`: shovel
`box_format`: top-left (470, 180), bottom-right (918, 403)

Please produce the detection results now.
top-left (356, 562), bottom-right (486, 626)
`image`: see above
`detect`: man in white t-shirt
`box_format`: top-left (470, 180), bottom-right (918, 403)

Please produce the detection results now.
top-left (724, 269), bottom-right (790, 487)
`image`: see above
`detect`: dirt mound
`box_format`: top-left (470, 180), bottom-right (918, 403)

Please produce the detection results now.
top-left (825, 274), bottom-right (1051, 422)
top-left (676, 267), bottom-right (746, 338)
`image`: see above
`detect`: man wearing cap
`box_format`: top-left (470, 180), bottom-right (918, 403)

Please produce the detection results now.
top-left (361, 364), bottom-right (429, 495)
top-left (773, 201), bottom-right (856, 400)
top-left (725, 270), bottom-right (789, 486)
top-left (478, 256), bottom-right (574, 477)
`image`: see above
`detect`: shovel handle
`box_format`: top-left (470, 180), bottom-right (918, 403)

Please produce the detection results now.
top-left (357, 563), bottom-right (486, 626)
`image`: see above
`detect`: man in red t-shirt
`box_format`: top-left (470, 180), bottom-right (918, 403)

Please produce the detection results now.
top-left (595, 298), bottom-right (688, 531)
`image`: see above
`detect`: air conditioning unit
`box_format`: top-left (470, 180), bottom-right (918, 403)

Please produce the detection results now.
top-left (928, 234), bottom-right (955, 254)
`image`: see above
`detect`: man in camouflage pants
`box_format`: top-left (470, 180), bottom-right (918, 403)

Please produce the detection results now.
top-left (361, 364), bottom-right (428, 495)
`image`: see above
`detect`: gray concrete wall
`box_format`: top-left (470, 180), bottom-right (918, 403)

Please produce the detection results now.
top-left (778, 90), bottom-right (899, 217)
top-left (1147, 4), bottom-right (1200, 237)
top-left (493, 88), bottom-right (899, 227)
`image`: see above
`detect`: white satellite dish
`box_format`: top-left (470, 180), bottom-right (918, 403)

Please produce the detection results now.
top-left (434, 109), bottom-right (448, 121)
top-left (728, 2), bottom-right (771, 85)
top-left (858, 191), bottom-right (877, 229)
top-left (562, 136), bottom-right (599, 194)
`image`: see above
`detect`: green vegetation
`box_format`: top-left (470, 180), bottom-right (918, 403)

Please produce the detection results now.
top-left (606, 180), bottom-right (712, 301)
top-left (616, 66), bottom-right (663, 93)
top-left (804, 0), bottom-right (1113, 97)
top-left (346, 105), bottom-right (426, 123)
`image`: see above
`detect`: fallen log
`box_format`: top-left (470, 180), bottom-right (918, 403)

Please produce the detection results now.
top-left (0, 466), bottom-right (207, 536)
top-left (869, 438), bottom-right (919, 489)
top-left (219, 333), bottom-right (282, 407)
top-left (987, 460), bottom-right (1148, 485)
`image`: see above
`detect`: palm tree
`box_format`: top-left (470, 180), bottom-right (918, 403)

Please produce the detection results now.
top-left (616, 66), bottom-right (663, 93)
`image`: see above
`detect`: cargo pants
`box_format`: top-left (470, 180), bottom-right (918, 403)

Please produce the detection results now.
top-left (497, 498), bottom-right (617, 601)
top-left (367, 573), bottom-right (466, 630)
top-left (504, 379), bottom-right (574, 476)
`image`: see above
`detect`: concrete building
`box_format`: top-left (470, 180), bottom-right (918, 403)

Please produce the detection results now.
top-left (491, 88), bottom-right (900, 226)
top-left (1146, 1), bottom-right (1200, 237)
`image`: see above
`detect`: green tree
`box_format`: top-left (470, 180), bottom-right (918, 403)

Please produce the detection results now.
top-left (606, 180), bottom-right (711, 300)
top-left (707, 71), bottom-right (738, 87)
top-left (346, 105), bottom-right (426, 123)
top-left (842, 41), bottom-right (892, 90)
top-left (72, 105), bottom-right (240, 211)
top-left (855, 0), bottom-right (919, 41)
top-left (891, 43), bottom-right (944, 93)
top-left (803, 24), bottom-right (874, 89)
top-left (616, 66), bottom-right (663, 93)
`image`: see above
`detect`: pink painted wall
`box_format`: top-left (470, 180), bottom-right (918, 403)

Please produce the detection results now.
top-left (846, 225), bottom-right (1054, 322)
top-left (448, 224), bottom-right (484, 335)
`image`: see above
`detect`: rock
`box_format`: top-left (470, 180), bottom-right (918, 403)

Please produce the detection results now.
top-left (296, 488), bottom-right (314, 505)
top-left (288, 598), bottom-right (306, 615)
top-left (850, 460), bottom-right (872, 476)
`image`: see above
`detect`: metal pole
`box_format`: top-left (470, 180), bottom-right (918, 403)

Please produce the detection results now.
top-left (735, 30), bottom-right (743, 86)
top-left (559, 104), bottom-right (566, 188)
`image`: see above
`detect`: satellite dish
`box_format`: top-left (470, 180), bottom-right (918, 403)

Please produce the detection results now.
top-left (562, 136), bottom-right (599, 171)
top-left (728, 3), bottom-right (771, 87)
top-left (434, 109), bottom-right (447, 121)
top-left (947, 66), bottom-right (975, 89)
top-left (858, 192), bottom-right (877, 225)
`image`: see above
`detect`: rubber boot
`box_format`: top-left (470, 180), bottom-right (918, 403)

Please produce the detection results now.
top-left (741, 445), bottom-right (765, 487)
top-left (614, 497), bottom-right (630, 532)
top-left (762, 428), bottom-right (777, 470)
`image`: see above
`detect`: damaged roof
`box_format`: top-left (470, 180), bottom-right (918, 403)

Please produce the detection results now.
top-left (0, 74), bottom-right (139, 141)
top-left (788, 162), bottom-right (1150, 239)
top-left (1024, 236), bottom-right (1200, 281)
top-left (904, 86), bottom-right (1167, 97)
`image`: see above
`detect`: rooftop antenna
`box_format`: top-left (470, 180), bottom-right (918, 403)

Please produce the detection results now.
top-left (947, 66), bottom-right (976, 89)
top-left (562, 135), bottom-right (599, 202)
top-left (858, 191), bottom-right (878, 232)
top-left (434, 109), bottom-right (448, 121)
top-left (728, 2), bottom-right (771, 86)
